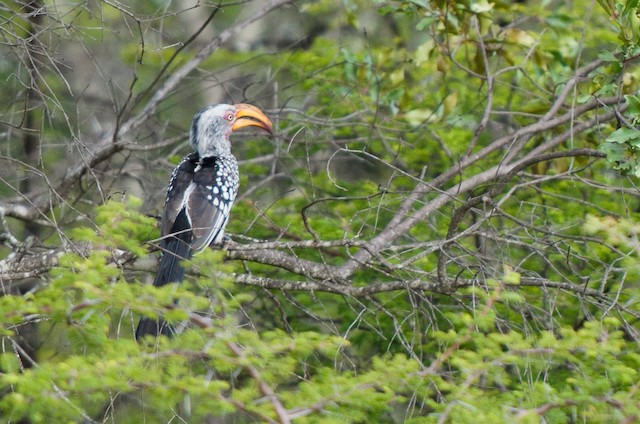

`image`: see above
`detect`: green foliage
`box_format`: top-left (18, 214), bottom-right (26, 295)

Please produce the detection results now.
top-left (3, 199), bottom-right (638, 423)
top-left (599, 94), bottom-right (640, 175)
top-left (594, 1), bottom-right (640, 173)
top-left (0, 201), bottom-right (349, 422)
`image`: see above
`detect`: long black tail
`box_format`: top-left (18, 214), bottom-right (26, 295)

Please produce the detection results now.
top-left (135, 210), bottom-right (192, 340)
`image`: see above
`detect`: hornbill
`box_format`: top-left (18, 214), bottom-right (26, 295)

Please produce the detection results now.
top-left (135, 103), bottom-right (273, 339)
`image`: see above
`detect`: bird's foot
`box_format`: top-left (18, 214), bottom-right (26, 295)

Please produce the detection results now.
top-left (221, 235), bottom-right (233, 249)
top-left (210, 235), bottom-right (232, 249)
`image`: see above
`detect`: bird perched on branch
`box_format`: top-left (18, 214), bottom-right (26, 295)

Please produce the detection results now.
top-left (135, 103), bottom-right (273, 339)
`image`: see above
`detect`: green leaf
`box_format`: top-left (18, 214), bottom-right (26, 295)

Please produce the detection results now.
top-left (625, 94), bottom-right (640, 117)
top-left (597, 50), bottom-right (618, 62)
top-left (576, 94), bottom-right (592, 103)
top-left (599, 141), bottom-right (627, 162)
top-left (605, 127), bottom-right (640, 143)
top-left (470, 0), bottom-right (494, 13)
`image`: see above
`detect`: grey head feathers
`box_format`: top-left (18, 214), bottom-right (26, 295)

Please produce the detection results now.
top-left (189, 104), bottom-right (235, 158)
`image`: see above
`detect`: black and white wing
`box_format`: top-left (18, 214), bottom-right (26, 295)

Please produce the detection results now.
top-left (187, 155), bottom-right (239, 251)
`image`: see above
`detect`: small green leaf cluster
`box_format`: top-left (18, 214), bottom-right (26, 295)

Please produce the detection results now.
top-left (71, 196), bottom-right (157, 257)
top-left (598, 0), bottom-right (640, 53)
top-left (599, 95), bottom-right (640, 176)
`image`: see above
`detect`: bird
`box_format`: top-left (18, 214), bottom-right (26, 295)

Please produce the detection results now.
top-left (135, 103), bottom-right (273, 340)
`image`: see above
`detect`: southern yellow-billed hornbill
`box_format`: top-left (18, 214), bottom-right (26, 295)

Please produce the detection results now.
top-left (135, 104), bottom-right (273, 339)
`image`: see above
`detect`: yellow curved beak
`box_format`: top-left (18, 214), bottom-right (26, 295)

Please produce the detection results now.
top-left (232, 103), bottom-right (273, 134)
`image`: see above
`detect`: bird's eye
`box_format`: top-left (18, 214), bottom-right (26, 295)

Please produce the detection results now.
top-left (225, 112), bottom-right (234, 121)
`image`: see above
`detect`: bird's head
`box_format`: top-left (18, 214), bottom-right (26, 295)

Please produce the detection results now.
top-left (189, 103), bottom-right (273, 157)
